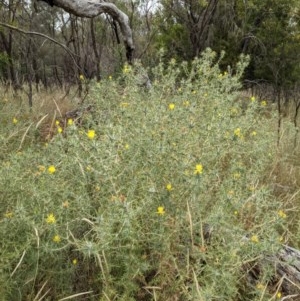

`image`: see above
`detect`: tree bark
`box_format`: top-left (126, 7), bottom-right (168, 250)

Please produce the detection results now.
top-left (38, 0), bottom-right (134, 63)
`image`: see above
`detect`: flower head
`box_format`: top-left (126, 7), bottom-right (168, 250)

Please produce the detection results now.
top-left (261, 100), bottom-right (267, 106)
top-left (256, 283), bottom-right (265, 290)
top-left (57, 126), bottom-right (63, 133)
top-left (157, 206), bottom-right (165, 215)
top-left (251, 235), bottom-right (259, 243)
top-left (123, 63), bottom-right (132, 73)
top-left (278, 210), bottom-right (287, 219)
top-left (13, 117), bottom-right (18, 124)
top-left (233, 172), bottom-right (241, 180)
top-left (67, 118), bottom-right (73, 126)
top-left (46, 213), bottom-right (56, 224)
top-left (234, 128), bottom-right (242, 137)
top-left (53, 234), bottom-right (61, 243)
top-left (276, 292), bottom-right (282, 299)
top-left (48, 165), bottom-right (56, 174)
top-left (168, 103), bottom-right (175, 110)
top-left (4, 212), bottom-right (13, 218)
top-left (194, 164), bottom-right (203, 175)
top-left (72, 258), bottom-right (78, 265)
top-left (87, 130), bottom-right (96, 140)
top-left (79, 74), bottom-right (85, 81)
top-left (166, 183), bottom-right (173, 191)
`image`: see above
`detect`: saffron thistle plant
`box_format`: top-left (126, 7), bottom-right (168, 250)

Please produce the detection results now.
top-left (0, 49), bottom-right (293, 300)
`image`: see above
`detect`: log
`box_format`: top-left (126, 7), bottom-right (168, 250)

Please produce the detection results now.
top-left (243, 244), bottom-right (300, 299)
top-left (274, 245), bottom-right (300, 296)
top-left (203, 226), bottom-right (300, 298)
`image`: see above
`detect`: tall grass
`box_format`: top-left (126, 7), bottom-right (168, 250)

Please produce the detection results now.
top-left (0, 49), bottom-right (299, 300)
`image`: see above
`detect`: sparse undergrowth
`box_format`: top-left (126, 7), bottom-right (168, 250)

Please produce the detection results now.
top-left (0, 49), bottom-right (299, 301)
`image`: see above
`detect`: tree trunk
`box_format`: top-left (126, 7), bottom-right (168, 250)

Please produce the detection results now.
top-left (38, 0), bottom-right (134, 63)
top-left (90, 18), bottom-right (101, 81)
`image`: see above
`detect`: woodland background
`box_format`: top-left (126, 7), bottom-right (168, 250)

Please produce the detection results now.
top-left (1, 0), bottom-right (300, 102)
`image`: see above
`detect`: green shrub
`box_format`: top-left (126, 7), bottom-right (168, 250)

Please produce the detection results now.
top-left (0, 49), bottom-right (288, 300)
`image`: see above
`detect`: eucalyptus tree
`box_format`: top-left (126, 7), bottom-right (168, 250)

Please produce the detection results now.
top-left (39, 0), bottom-right (134, 63)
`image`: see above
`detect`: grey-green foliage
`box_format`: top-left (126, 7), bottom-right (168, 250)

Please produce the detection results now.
top-left (0, 50), bottom-right (285, 300)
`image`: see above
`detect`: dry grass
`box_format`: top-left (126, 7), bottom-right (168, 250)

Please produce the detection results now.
top-left (0, 85), bottom-right (81, 141)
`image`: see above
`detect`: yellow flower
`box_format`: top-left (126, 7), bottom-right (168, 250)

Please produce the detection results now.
top-left (233, 172), bottom-right (241, 180)
top-left (230, 107), bottom-right (238, 115)
top-left (124, 143), bottom-right (130, 150)
top-left (48, 165), bottom-right (56, 174)
top-left (166, 183), bottom-right (173, 191)
top-left (87, 130), bottom-right (96, 140)
top-left (250, 131), bottom-right (257, 136)
top-left (256, 283), bottom-right (265, 290)
top-left (234, 210), bottom-right (238, 215)
top-left (53, 235), bottom-right (61, 243)
top-left (46, 213), bottom-right (56, 224)
top-left (276, 292), bottom-right (282, 299)
top-left (123, 63), bottom-right (131, 73)
top-left (227, 190), bottom-right (234, 196)
top-left (170, 58), bottom-right (176, 65)
top-left (57, 126), bottom-right (63, 133)
top-left (13, 117), bottom-right (18, 124)
top-left (79, 74), bottom-right (85, 81)
top-left (250, 96), bottom-right (256, 102)
top-left (183, 100), bottom-right (190, 106)
top-left (55, 120), bottom-right (60, 126)
top-left (157, 206), bottom-right (165, 215)
top-left (194, 164), bottom-right (203, 175)
top-left (168, 103), bottom-right (175, 110)
top-left (4, 212), bottom-right (13, 218)
top-left (67, 118), bottom-right (73, 126)
top-left (261, 100), bottom-right (267, 106)
top-left (234, 128), bottom-right (242, 137)
top-left (251, 235), bottom-right (259, 243)
top-left (248, 185), bottom-right (255, 191)
top-left (108, 75), bottom-right (112, 80)
top-left (278, 210), bottom-right (287, 218)
top-left (72, 258), bottom-right (78, 265)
